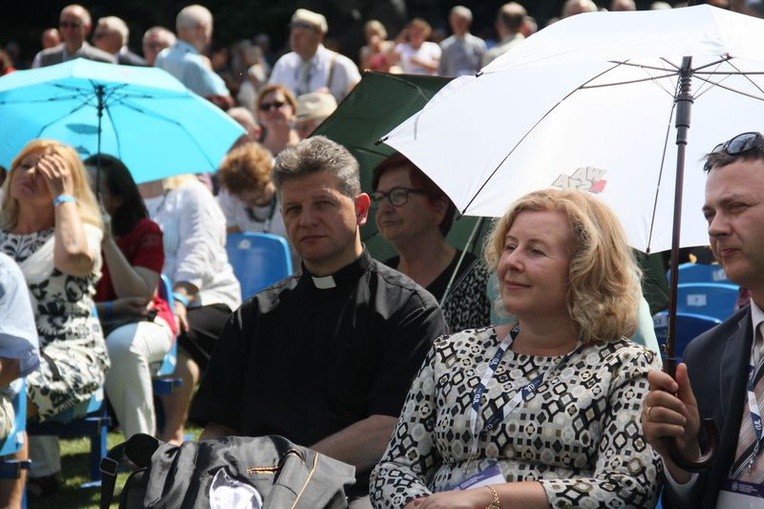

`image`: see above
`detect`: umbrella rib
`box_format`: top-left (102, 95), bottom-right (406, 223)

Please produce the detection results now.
top-left (646, 78), bottom-right (682, 253)
top-left (28, 88), bottom-right (102, 138)
top-left (580, 72), bottom-right (679, 89)
top-left (695, 59), bottom-right (764, 100)
top-left (379, 72), bottom-right (439, 102)
top-left (462, 61), bottom-right (624, 213)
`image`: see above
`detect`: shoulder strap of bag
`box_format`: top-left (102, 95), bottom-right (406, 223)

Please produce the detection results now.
top-left (99, 433), bottom-right (161, 509)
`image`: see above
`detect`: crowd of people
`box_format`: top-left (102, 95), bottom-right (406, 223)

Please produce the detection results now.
top-left (0, 1), bottom-right (763, 508)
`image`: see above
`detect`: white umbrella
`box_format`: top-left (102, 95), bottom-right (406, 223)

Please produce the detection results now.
top-left (383, 4), bottom-right (764, 471)
top-left (383, 5), bottom-right (764, 255)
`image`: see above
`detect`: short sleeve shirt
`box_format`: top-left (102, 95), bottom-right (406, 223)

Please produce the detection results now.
top-left (191, 250), bottom-right (446, 492)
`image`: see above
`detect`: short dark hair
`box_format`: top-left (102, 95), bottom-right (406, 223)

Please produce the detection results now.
top-left (372, 152), bottom-right (456, 237)
top-left (84, 153), bottom-right (148, 236)
top-left (272, 136), bottom-right (360, 198)
top-left (703, 132), bottom-right (764, 173)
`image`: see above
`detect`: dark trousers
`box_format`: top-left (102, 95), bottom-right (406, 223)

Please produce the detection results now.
top-left (177, 303), bottom-right (232, 371)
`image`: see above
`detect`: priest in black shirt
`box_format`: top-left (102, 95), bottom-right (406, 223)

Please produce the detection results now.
top-left (191, 136), bottom-right (447, 504)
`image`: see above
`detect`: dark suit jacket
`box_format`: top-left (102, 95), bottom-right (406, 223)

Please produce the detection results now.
top-left (37, 42), bottom-right (116, 67)
top-left (117, 48), bottom-right (147, 67)
top-left (663, 306), bottom-right (752, 508)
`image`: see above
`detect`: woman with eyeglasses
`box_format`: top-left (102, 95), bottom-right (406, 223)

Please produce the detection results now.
top-left (372, 153), bottom-right (490, 333)
top-left (255, 84), bottom-right (300, 158)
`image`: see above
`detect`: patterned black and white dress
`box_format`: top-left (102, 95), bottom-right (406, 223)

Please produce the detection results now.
top-left (370, 327), bottom-right (662, 508)
top-left (0, 226), bottom-right (109, 420)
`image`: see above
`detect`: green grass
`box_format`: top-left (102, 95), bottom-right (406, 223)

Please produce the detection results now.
top-left (28, 426), bottom-right (202, 509)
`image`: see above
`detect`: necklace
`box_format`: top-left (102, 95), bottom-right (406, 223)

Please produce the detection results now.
top-left (245, 195), bottom-right (277, 233)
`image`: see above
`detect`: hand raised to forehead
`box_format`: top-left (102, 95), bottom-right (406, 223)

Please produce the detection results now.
top-left (35, 150), bottom-right (74, 199)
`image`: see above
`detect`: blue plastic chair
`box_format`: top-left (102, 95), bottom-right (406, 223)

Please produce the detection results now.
top-left (0, 379), bottom-right (31, 472)
top-left (669, 262), bottom-right (732, 285)
top-left (0, 379), bottom-right (30, 508)
top-left (26, 387), bottom-right (109, 486)
top-left (653, 311), bottom-right (722, 360)
top-left (225, 232), bottom-right (293, 300)
top-left (676, 282), bottom-right (740, 321)
top-left (26, 304), bottom-right (110, 486)
top-left (152, 274), bottom-right (181, 396)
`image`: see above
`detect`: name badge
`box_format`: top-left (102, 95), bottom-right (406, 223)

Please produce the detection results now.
top-left (717, 479), bottom-right (764, 509)
top-left (454, 464), bottom-right (505, 491)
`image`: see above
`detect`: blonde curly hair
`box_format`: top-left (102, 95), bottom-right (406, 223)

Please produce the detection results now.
top-left (484, 189), bottom-right (641, 345)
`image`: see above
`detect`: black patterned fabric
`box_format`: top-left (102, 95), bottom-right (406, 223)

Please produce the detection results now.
top-left (0, 228), bottom-right (108, 420)
top-left (370, 327), bottom-right (662, 508)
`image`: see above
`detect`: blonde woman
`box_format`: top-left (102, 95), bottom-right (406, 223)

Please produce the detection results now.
top-left (370, 189), bottom-right (661, 508)
top-left (0, 139), bottom-right (107, 497)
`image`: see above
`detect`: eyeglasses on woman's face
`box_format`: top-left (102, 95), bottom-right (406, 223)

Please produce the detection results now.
top-left (370, 187), bottom-right (428, 208)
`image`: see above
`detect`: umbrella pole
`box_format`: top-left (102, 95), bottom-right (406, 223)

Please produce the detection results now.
top-left (440, 217), bottom-right (485, 308)
top-left (95, 85), bottom-right (104, 199)
top-left (663, 56), bottom-right (718, 473)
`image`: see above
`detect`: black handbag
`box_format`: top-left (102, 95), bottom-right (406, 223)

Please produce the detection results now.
top-left (100, 433), bottom-right (356, 509)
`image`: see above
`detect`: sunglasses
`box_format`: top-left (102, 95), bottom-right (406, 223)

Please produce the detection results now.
top-left (704, 132), bottom-right (764, 172)
top-left (59, 20), bottom-right (83, 29)
top-left (370, 187), bottom-right (428, 208)
top-left (259, 101), bottom-right (287, 112)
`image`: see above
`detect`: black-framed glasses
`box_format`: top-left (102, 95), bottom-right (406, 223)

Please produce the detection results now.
top-left (59, 20), bottom-right (82, 29)
top-left (704, 131), bottom-right (764, 172)
top-left (259, 101), bottom-right (286, 112)
top-left (370, 187), bottom-right (428, 208)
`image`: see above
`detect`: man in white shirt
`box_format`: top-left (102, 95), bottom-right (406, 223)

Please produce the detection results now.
top-left (644, 132), bottom-right (764, 507)
top-left (268, 9), bottom-right (361, 103)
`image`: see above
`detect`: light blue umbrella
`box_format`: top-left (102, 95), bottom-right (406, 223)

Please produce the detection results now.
top-left (0, 58), bottom-right (244, 183)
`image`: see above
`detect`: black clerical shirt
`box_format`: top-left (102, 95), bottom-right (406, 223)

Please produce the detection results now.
top-left (191, 249), bottom-right (446, 491)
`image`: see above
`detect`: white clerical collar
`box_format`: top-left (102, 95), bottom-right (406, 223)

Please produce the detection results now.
top-left (311, 274), bottom-right (336, 289)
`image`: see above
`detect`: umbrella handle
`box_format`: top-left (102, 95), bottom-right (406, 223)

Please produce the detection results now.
top-left (664, 419), bottom-right (719, 473)
top-left (661, 358), bottom-right (718, 472)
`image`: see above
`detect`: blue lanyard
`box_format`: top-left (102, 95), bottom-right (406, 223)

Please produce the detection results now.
top-left (468, 325), bottom-right (580, 456)
top-left (746, 359), bottom-right (764, 472)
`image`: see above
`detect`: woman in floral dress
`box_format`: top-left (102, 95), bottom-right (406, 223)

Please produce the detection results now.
top-left (0, 139), bottom-right (108, 496)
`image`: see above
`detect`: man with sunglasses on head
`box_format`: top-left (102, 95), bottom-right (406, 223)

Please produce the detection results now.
top-left (268, 9), bottom-right (361, 102)
top-left (191, 136), bottom-right (445, 506)
top-left (32, 4), bottom-right (116, 68)
top-left (643, 132), bottom-right (764, 508)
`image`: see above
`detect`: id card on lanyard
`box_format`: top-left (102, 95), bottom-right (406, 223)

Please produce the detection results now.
top-left (717, 480), bottom-right (764, 508)
top-left (468, 324), bottom-right (580, 456)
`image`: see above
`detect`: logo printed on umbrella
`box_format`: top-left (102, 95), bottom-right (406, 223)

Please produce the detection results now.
top-left (552, 167), bottom-right (607, 194)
